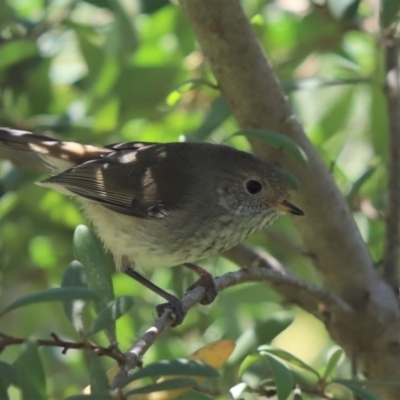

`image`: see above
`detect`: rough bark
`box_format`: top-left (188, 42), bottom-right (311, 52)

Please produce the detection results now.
top-left (179, 1), bottom-right (400, 398)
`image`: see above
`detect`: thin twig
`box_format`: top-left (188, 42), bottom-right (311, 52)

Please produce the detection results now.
top-left (0, 332), bottom-right (126, 364)
top-left (382, 33), bottom-right (400, 288)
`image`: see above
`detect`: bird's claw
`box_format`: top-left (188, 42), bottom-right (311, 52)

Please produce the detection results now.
top-left (156, 299), bottom-right (187, 327)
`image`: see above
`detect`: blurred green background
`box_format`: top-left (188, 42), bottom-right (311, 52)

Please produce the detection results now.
top-left (0, 0), bottom-right (390, 399)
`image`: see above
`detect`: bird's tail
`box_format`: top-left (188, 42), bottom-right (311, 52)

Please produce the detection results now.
top-left (0, 128), bottom-right (109, 174)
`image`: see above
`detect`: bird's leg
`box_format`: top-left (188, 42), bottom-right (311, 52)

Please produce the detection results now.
top-left (122, 265), bottom-right (186, 327)
top-left (183, 263), bottom-right (218, 305)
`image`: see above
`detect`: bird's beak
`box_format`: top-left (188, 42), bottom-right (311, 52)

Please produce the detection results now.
top-left (275, 200), bottom-right (304, 216)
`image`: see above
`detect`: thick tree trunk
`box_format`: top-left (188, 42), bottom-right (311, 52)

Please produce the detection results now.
top-left (179, 1), bottom-right (400, 398)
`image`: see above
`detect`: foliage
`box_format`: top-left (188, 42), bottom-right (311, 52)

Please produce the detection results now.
top-left (0, 0), bottom-right (396, 399)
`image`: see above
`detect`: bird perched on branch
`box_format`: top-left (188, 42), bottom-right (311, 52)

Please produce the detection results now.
top-left (0, 128), bottom-right (303, 325)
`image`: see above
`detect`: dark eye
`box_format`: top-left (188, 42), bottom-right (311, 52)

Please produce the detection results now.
top-left (245, 180), bottom-right (262, 194)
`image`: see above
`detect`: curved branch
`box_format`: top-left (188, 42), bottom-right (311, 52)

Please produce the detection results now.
top-left (111, 248), bottom-right (352, 389)
top-left (178, 0), bottom-right (378, 304)
top-left (177, 1), bottom-right (400, 397)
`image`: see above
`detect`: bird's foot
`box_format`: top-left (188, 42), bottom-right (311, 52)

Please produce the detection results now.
top-left (156, 298), bottom-right (187, 327)
top-left (185, 266), bottom-right (218, 305)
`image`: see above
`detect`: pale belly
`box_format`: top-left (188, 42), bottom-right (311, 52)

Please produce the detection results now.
top-left (77, 199), bottom-right (278, 272)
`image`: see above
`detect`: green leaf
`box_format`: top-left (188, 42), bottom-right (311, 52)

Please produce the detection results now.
top-left (335, 378), bottom-right (400, 387)
top-left (14, 341), bottom-right (46, 400)
top-left (229, 311), bottom-right (294, 365)
top-left (178, 390), bottom-right (215, 400)
top-left (238, 354), bottom-right (262, 376)
top-left (0, 192), bottom-right (17, 220)
top-left (89, 353), bottom-right (110, 395)
top-left (0, 40), bottom-right (38, 71)
top-left (230, 382), bottom-right (248, 399)
top-left (282, 78), bottom-right (370, 92)
top-left (261, 352), bottom-right (294, 400)
top-left (125, 378), bottom-right (196, 396)
top-left (323, 348), bottom-right (344, 380)
top-left (370, 86), bottom-right (389, 160)
top-left (381, 0), bottom-right (400, 27)
top-left (71, 23), bottom-right (104, 87)
top-left (0, 378), bottom-right (9, 400)
top-left (28, 58), bottom-right (53, 114)
top-left (0, 361), bottom-right (19, 388)
top-left (334, 380), bottom-right (381, 400)
top-left (73, 225), bottom-right (115, 341)
top-left (0, 288), bottom-right (100, 318)
top-left (65, 395), bottom-right (114, 400)
top-left (87, 296), bottom-right (134, 336)
top-left (328, 0), bottom-right (361, 20)
top-left (258, 345), bottom-right (320, 378)
top-left (110, 0), bottom-right (138, 55)
top-left (166, 78), bottom-right (217, 106)
top-left (231, 129), bottom-right (308, 166)
top-left (140, 0), bottom-right (170, 14)
top-left (347, 167), bottom-right (376, 202)
top-left (123, 359), bottom-right (218, 386)
top-left (187, 97), bottom-right (231, 141)
top-left (61, 261), bottom-right (88, 334)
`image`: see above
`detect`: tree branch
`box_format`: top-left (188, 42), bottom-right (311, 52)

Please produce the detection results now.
top-left (0, 332), bottom-right (126, 364)
top-left (111, 246), bottom-right (352, 389)
top-left (177, 1), bottom-right (400, 397)
top-left (178, 0), bottom-right (378, 303)
top-left (382, 33), bottom-right (400, 288)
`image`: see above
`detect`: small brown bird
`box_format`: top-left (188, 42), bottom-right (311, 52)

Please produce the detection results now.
top-left (0, 128), bottom-right (303, 325)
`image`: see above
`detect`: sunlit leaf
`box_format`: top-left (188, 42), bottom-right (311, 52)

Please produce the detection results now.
top-left (238, 354), bottom-right (261, 377)
top-left (128, 341), bottom-right (233, 399)
top-left (323, 348), bottom-right (344, 380)
top-left (0, 192), bottom-right (17, 220)
top-left (0, 40), bottom-right (38, 71)
top-left (188, 340), bottom-right (235, 369)
top-left (230, 382), bottom-right (248, 399)
top-left (229, 312), bottom-right (294, 365)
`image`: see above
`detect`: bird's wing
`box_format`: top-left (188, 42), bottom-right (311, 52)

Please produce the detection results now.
top-left (41, 144), bottom-right (182, 219)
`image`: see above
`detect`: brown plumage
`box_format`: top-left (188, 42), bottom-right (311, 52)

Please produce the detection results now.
top-left (0, 127), bottom-right (303, 325)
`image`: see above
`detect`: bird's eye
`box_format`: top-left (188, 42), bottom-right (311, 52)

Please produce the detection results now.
top-left (245, 180), bottom-right (262, 194)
